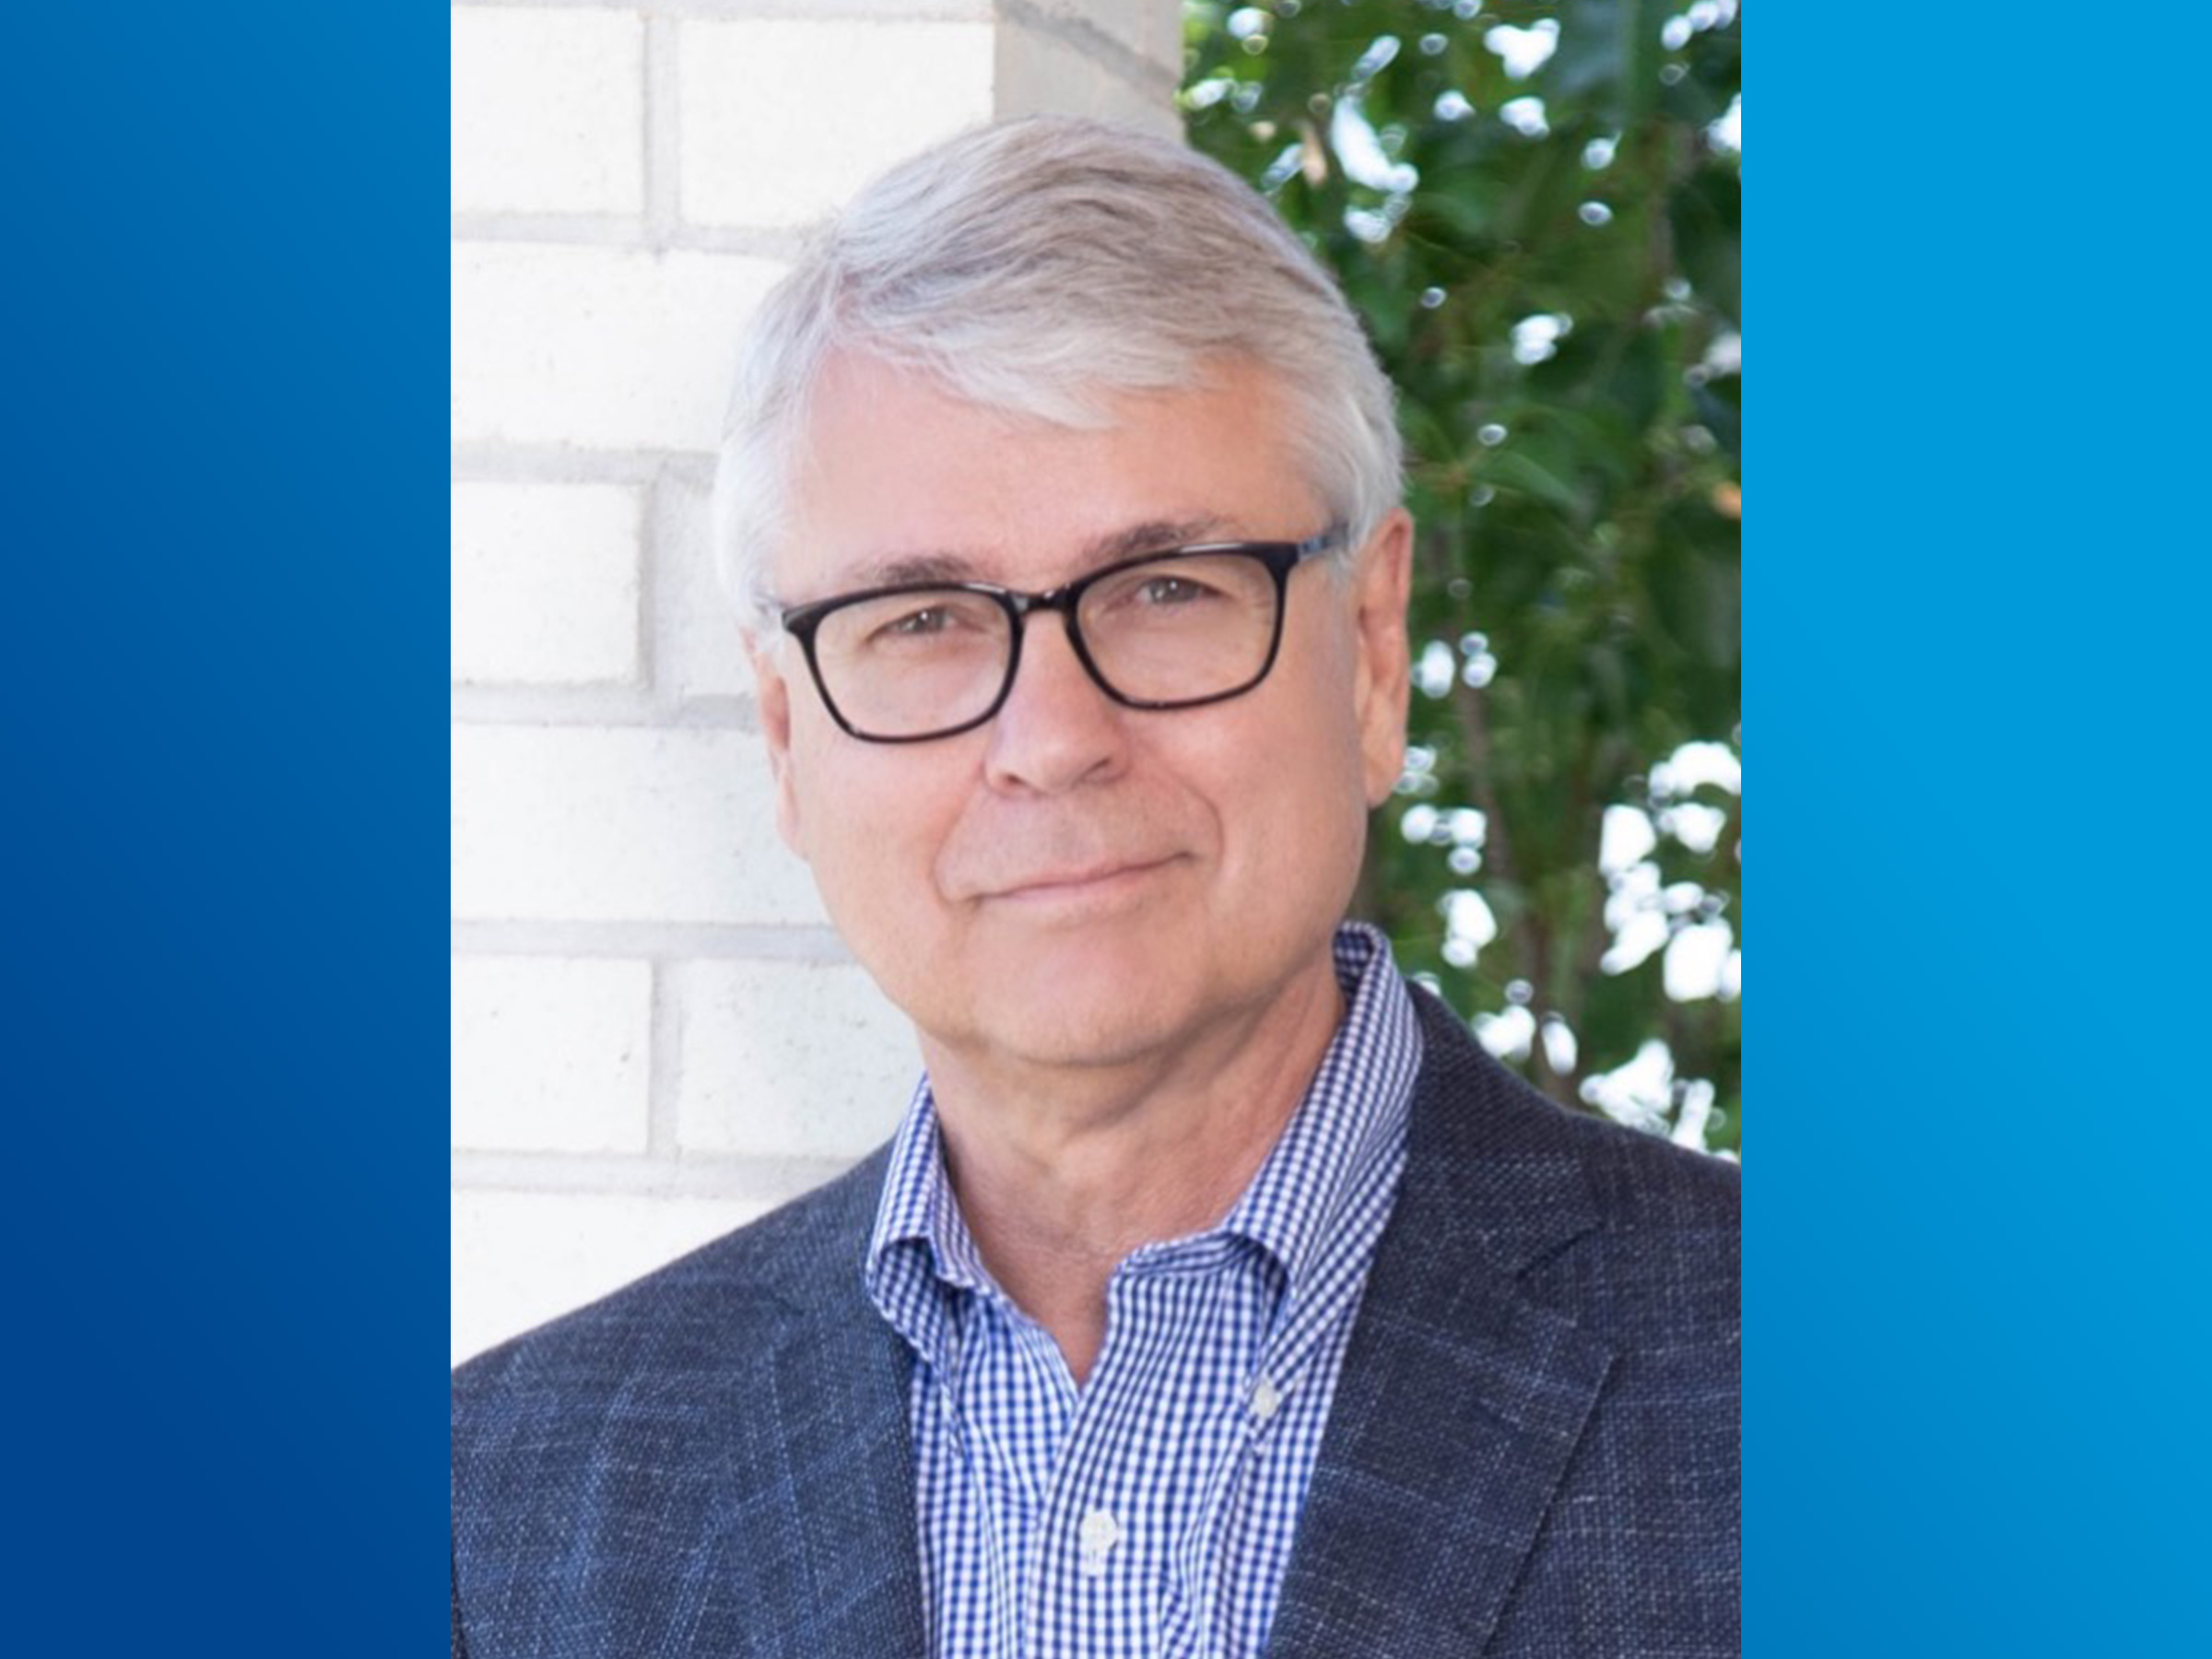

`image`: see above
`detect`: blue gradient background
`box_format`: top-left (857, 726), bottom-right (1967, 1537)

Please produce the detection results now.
top-left (1, 9), bottom-right (444, 1652)
top-left (1756, 5), bottom-right (2210, 1653)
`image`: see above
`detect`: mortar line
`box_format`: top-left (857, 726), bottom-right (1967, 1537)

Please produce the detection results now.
top-left (643, 11), bottom-right (683, 243)
top-left (453, 214), bottom-right (804, 258)
top-left (449, 685), bottom-right (748, 726)
top-left (452, 919), bottom-right (854, 962)
top-left (637, 465), bottom-right (665, 700)
top-left (453, 445), bottom-right (712, 484)
top-left (647, 958), bottom-right (683, 1158)
top-left (453, 1147), bottom-right (862, 1200)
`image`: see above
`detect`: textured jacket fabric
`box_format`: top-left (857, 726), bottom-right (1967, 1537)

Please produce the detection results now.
top-left (451, 986), bottom-right (1740, 1658)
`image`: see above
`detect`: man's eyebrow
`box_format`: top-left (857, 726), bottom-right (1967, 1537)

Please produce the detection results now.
top-left (1080, 517), bottom-right (1228, 564)
top-left (848, 518), bottom-right (1230, 591)
top-left (857, 550), bottom-right (982, 587)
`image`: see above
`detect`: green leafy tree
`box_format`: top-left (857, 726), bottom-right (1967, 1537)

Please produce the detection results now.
top-left (1184, 1), bottom-right (1741, 1153)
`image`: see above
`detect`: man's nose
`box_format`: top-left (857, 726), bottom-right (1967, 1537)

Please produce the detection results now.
top-left (981, 612), bottom-right (1128, 794)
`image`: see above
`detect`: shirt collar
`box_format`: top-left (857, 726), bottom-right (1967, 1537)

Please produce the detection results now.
top-left (1211, 923), bottom-right (1421, 1300)
top-left (863, 1077), bottom-right (978, 1377)
top-left (869, 1079), bottom-right (989, 1292)
top-left (865, 923), bottom-right (1423, 1348)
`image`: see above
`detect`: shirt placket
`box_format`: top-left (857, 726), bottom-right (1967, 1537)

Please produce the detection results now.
top-left (1154, 1251), bottom-right (1297, 1659)
top-left (1043, 1244), bottom-right (1270, 1659)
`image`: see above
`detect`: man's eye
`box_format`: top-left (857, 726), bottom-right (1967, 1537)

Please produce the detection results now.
top-left (885, 606), bottom-right (954, 636)
top-left (1134, 575), bottom-right (1218, 606)
top-left (865, 598), bottom-right (993, 646)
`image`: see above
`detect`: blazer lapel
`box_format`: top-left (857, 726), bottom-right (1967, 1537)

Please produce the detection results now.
top-left (672, 1172), bottom-right (930, 1659)
top-left (1269, 1011), bottom-right (1618, 1659)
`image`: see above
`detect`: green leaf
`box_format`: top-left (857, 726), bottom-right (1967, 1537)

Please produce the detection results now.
top-left (1187, 0), bottom-right (1741, 1130)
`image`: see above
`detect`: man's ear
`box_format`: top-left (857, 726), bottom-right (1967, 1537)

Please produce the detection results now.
top-left (748, 633), bottom-right (807, 860)
top-left (1350, 508), bottom-right (1415, 807)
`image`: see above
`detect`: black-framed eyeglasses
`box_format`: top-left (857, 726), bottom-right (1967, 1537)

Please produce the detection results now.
top-left (773, 525), bottom-right (1347, 743)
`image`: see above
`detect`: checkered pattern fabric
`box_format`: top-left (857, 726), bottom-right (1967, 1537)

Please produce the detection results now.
top-left (864, 924), bottom-right (1423, 1659)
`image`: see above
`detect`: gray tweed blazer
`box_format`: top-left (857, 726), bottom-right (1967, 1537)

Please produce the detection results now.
top-left (452, 985), bottom-right (1740, 1657)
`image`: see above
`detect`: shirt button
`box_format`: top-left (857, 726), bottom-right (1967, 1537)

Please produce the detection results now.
top-left (1077, 1508), bottom-right (1122, 1577)
top-left (1250, 1375), bottom-right (1283, 1421)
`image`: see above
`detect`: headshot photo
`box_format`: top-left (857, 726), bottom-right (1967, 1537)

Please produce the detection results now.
top-left (452, 4), bottom-right (1742, 1655)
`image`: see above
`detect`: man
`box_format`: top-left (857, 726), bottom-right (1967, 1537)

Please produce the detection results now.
top-left (453, 116), bottom-right (1738, 1658)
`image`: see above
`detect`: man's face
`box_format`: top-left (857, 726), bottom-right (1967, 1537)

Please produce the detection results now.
top-left (751, 352), bottom-right (1411, 1081)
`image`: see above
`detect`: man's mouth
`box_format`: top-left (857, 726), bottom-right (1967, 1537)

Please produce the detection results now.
top-left (986, 855), bottom-right (1181, 904)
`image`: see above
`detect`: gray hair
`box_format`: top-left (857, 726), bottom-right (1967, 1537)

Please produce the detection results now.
top-left (712, 114), bottom-right (1402, 627)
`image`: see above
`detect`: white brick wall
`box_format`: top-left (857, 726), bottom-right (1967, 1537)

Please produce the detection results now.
top-left (656, 466), bottom-right (752, 700)
top-left (1019, 0), bottom-right (1183, 72)
top-left (451, 244), bottom-right (786, 452)
top-left (451, 725), bottom-right (824, 925)
top-left (452, 8), bottom-right (645, 216)
top-left (453, 1189), bottom-right (772, 1362)
top-left (998, 0), bottom-right (1182, 134)
top-left (453, 957), bottom-right (653, 1153)
top-left (678, 22), bottom-right (998, 228)
top-left (452, 482), bottom-right (643, 686)
top-left (452, 0), bottom-right (1182, 1364)
top-left (673, 959), bottom-right (923, 1159)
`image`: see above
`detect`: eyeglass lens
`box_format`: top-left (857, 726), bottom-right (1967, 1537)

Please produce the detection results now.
top-left (809, 550), bottom-right (1283, 738)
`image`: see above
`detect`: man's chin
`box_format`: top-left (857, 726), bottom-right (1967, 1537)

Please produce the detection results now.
top-left (918, 961), bottom-right (1194, 1077)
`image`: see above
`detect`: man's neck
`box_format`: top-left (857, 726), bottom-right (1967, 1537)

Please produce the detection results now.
top-left (921, 954), bottom-right (1347, 1385)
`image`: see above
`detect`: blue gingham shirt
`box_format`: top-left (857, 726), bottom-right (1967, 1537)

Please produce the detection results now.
top-left (864, 923), bottom-right (1423, 1659)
